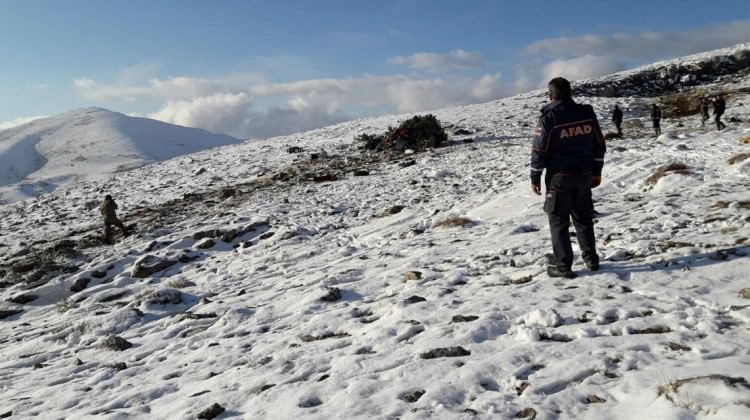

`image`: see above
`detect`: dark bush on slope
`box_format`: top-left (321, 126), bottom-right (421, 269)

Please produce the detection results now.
top-left (356, 114), bottom-right (448, 152)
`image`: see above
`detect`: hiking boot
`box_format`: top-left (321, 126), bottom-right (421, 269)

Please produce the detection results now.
top-left (586, 260), bottom-right (600, 271)
top-left (547, 266), bottom-right (577, 279)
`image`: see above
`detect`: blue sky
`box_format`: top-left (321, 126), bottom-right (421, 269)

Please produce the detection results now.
top-left (1, 0), bottom-right (748, 138)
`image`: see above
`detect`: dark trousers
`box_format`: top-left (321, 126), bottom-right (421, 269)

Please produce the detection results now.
top-left (652, 119), bottom-right (661, 135)
top-left (614, 121), bottom-right (622, 135)
top-left (544, 173), bottom-right (598, 270)
top-left (715, 113), bottom-right (725, 130)
top-left (104, 219), bottom-right (127, 243)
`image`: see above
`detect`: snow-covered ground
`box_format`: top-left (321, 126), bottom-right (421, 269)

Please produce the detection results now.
top-left (1, 53), bottom-right (749, 419)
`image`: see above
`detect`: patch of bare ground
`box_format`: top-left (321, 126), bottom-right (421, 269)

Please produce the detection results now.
top-left (434, 216), bottom-right (475, 228)
top-left (728, 152), bottom-right (750, 164)
top-left (646, 162), bottom-right (691, 185)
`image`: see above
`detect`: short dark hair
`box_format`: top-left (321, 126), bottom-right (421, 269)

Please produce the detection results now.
top-left (548, 77), bottom-right (571, 99)
top-left (105, 194), bottom-right (112, 200)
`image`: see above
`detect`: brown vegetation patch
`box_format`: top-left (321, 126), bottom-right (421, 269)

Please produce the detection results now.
top-left (630, 325), bottom-right (672, 334)
top-left (434, 216), bottom-right (474, 229)
top-left (666, 342), bottom-right (691, 351)
top-left (658, 375), bottom-right (748, 405)
top-left (301, 332), bottom-right (351, 342)
top-left (646, 163), bottom-right (691, 185)
top-left (728, 152), bottom-right (750, 164)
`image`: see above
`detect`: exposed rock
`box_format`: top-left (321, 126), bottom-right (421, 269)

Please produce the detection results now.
top-left (0, 309), bottom-right (23, 319)
top-left (352, 169), bottom-right (369, 176)
top-left (403, 271), bottom-right (422, 282)
top-left (197, 403), bottom-right (225, 419)
top-left (101, 336), bottom-right (133, 351)
top-left (404, 295), bottom-right (427, 304)
top-left (144, 288), bottom-right (182, 305)
top-left (131, 255), bottom-right (177, 278)
top-left (740, 288), bottom-right (750, 299)
top-left (12, 258), bottom-right (38, 273)
top-left (399, 390), bottom-right (425, 402)
top-left (180, 312), bottom-right (218, 321)
top-left (110, 362), bottom-right (127, 371)
top-left (91, 269), bottom-right (107, 278)
top-left (193, 221), bottom-right (270, 243)
top-left (287, 146), bottom-right (303, 153)
top-left (319, 287), bottom-right (341, 302)
top-left (298, 396), bottom-right (323, 408)
top-left (420, 346), bottom-right (471, 359)
top-left (313, 174), bottom-right (337, 182)
top-left (193, 229), bottom-right (220, 241)
top-left (99, 291), bottom-right (128, 303)
top-left (220, 188), bottom-right (236, 199)
top-left (254, 384), bottom-right (276, 395)
top-left (8, 294), bottom-right (38, 304)
top-left (516, 407), bottom-right (537, 419)
top-left (196, 238), bottom-right (216, 249)
top-left (70, 278), bottom-right (90, 293)
top-left (301, 332), bottom-right (350, 342)
top-left (381, 205), bottom-right (405, 216)
top-left (586, 394), bottom-right (607, 404)
top-left (451, 315), bottom-right (479, 323)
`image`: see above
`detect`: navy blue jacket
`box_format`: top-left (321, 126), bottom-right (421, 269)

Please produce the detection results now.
top-left (530, 98), bottom-right (605, 185)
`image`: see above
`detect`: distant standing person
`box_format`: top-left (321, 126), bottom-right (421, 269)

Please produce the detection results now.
top-left (713, 94), bottom-right (726, 130)
top-left (530, 77), bottom-right (606, 278)
top-left (650, 103), bottom-right (662, 136)
top-left (611, 104), bottom-right (623, 136)
top-left (100, 194), bottom-right (128, 243)
top-left (700, 98), bottom-right (710, 127)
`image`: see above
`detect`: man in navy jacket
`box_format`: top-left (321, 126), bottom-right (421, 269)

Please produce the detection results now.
top-left (530, 77), bottom-right (606, 278)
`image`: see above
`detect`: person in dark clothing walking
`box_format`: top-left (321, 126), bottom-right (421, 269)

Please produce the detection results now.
top-left (713, 94), bottom-right (726, 130)
top-left (100, 194), bottom-right (128, 243)
top-left (700, 98), bottom-right (710, 127)
top-left (651, 104), bottom-right (662, 136)
top-left (611, 104), bottom-right (623, 136)
top-left (530, 77), bottom-right (606, 278)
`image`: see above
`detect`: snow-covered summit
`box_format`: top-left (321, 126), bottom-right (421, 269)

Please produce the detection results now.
top-left (0, 107), bottom-right (241, 203)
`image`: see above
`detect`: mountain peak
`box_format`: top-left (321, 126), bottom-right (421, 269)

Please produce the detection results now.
top-left (0, 108), bottom-right (241, 203)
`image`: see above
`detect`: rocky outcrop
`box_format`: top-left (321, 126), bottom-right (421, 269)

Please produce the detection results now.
top-left (575, 47), bottom-right (750, 98)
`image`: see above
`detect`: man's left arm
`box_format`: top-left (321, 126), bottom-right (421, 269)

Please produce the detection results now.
top-left (590, 111), bottom-right (606, 187)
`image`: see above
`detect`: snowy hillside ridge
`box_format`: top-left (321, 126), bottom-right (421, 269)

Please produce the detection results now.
top-left (0, 47), bottom-right (749, 418)
top-left (0, 107), bottom-right (241, 204)
top-left (574, 42), bottom-right (750, 97)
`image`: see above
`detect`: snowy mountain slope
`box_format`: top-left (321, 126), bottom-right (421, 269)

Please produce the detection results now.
top-left (0, 107), bottom-right (241, 203)
top-left (0, 46), bottom-right (750, 419)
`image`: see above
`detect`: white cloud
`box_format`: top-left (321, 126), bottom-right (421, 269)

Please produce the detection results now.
top-left (526, 20), bottom-right (750, 63)
top-left (388, 49), bottom-right (485, 72)
top-left (518, 20), bottom-right (750, 89)
top-left (80, 72), bottom-right (509, 139)
top-left (539, 55), bottom-right (624, 84)
top-left (0, 115), bottom-right (46, 130)
top-left (71, 21), bottom-right (749, 139)
top-left (149, 93), bottom-right (253, 137)
top-left (74, 75), bottom-right (264, 102)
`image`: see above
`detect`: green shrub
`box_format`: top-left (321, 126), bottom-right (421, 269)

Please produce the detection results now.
top-left (356, 114), bottom-right (448, 152)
